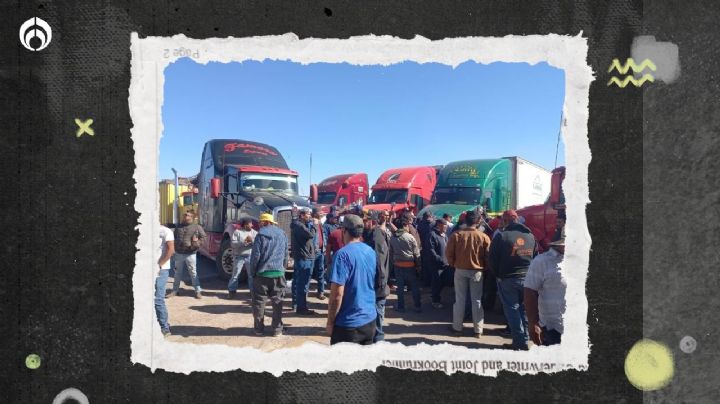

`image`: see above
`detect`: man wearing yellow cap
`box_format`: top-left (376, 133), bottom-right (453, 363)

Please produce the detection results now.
top-left (247, 213), bottom-right (290, 337)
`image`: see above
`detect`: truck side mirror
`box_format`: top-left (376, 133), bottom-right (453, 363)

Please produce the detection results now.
top-left (309, 184), bottom-right (318, 202)
top-left (210, 177), bottom-right (221, 199)
top-left (550, 171), bottom-right (562, 206)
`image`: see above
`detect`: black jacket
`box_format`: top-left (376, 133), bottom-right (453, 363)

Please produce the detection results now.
top-left (427, 227), bottom-right (448, 271)
top-left (373, 226), bottom-right (392, 298)
top-left (488, 222), bottom-right (537, 279)
top-left (291, 219), bottom-right (316, 260)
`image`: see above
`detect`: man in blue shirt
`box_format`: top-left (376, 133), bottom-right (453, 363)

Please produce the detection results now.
top-left (326, 214), bottom-right (378, 345)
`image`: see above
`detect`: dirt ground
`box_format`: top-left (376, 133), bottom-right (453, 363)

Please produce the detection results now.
top-left (164, 257), bottom-right (512, 351)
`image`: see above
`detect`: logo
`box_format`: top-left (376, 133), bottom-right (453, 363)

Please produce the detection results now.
top-left (532, 175), bottom-right (543, 195)
top-left (448, 165), bottom-right (480, 179)
top-left (608, 58), bottom-right (656, 88)
top-left (19, 17), bottom-right (52, 51)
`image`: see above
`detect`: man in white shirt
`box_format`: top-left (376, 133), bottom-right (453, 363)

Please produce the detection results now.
top-left (523, 229), bottom-right (566, 346)
top-left (156, 224), bottom-right (175, 336)
top-left (229, 218), bottom-right (258, 299)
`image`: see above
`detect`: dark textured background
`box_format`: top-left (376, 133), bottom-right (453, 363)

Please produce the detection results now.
top-left (0, 0), bottom-right (706, 402)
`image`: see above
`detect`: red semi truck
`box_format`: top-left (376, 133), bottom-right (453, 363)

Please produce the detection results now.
top-left (514, 166), bottom-right (566, 252)
top-left (309, 173), bottom-right (369, 214)
top-left (363, 166), bottom-right (437, 217)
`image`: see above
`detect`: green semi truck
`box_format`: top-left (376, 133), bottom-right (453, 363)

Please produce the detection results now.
top-left (418, 157), bottom-right (552, 222)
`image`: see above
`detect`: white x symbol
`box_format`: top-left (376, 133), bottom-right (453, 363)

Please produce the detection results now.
top-left (75, 118), bottom-right (94, 137)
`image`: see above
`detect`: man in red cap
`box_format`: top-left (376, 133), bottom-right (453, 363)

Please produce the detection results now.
top-left (489, 209), bottom-right (537, 350)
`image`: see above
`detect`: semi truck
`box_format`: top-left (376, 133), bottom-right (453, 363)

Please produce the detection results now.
top-left (419, 157), bottom-right (552, 222)
top-left (196, 139), bottom-right (311, 279)
top-left (158, 179), bottom-right (193, 225)
top-left (515, 166), bottom-right (565, 252)
top-left (364, 166), bottom-right (437, 217)
top-left (309, 173), bottom-right (369, 214)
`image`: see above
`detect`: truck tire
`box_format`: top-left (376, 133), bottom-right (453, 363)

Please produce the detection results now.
top-left (216, 238), bottom-right (248, 282)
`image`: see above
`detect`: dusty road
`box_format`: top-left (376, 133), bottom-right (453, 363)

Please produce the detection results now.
top-left (164, 256), bottom-right (512, 351)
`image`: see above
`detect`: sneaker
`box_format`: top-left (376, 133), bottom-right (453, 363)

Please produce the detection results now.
top-left (195, 291), bottom-right (203, 299)
top-left (273, 329), bottom-right (283, 337)
top-left (317, 293), bottom-right (327, 301)
top-left (165, 291), bottom-right (177, 298)
top-left (297, 308), bottom-right (318, 316)
top-left (448, 326), bottom-right (463, 336)
top-left (432, 302), bottom-right (443, 309)
top-left (474, 332), bottom-right (483, 339)
top-left (228, 291), bottom-right (237, 299)
top-left (162, 329), bottom-right (171, 337)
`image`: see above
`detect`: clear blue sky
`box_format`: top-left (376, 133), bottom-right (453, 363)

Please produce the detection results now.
top-left (160, 59), bottom-right (565, 195)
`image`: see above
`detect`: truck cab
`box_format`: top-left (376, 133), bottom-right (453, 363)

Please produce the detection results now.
top-left (197, 139), bottom-right (310, 279)
top-left (516, 166), bottom-right (565, 252)
top-left (364, 166), bottom-right (437, 217)
top-left (309, 173), bottom-right (369, 214)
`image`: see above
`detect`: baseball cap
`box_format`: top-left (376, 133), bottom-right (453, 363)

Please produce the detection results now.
top-left (341, 214), bottom-right (364, 230)
top-left (259, 213), bottom-right (276, 224)
top-left (502, 210), bottom-right (519, 221)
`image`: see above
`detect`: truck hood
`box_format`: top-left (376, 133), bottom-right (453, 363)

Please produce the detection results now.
top-left (419, 204), bottom-right (476, 223)
top-left (364, 203), bottom-right (409, 213)
top-left (240, 190), bottom-right (310, 209)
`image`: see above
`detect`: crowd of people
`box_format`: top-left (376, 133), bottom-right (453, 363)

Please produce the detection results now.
top-left (154, 206), bottom-right (567, 350)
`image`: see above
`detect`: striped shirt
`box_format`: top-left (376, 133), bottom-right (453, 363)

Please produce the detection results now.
top-left (524, 248), bottom-right (566, 334)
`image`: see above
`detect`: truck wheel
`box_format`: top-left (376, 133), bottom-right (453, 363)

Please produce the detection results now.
top-left (216, 238), bottom-right (248, 282)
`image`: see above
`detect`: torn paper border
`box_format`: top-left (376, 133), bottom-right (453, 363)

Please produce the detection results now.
top-left (129, 33), bottom-right (593, 376)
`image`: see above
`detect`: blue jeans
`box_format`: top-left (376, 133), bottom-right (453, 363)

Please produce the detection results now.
top-left (497, 277), bottom-right (529, 349)
top-left (172, 252), bottom-right (201, 292)
top-left (374, 298), bottom-right (386, 342)
top-left (292, 258), bottom-right (313, 311)
top-left (311, 253), bottom-right (326, 294)
top-left (228, 255), bottom-right (252, 293)
top-left (395, 266), bottom-right (421, 310)
top-left (155, 269), bottom-right (170, 333)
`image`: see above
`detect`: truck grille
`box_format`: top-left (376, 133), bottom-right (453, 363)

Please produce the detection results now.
top-left (275, 209), bottom-right (293, 242)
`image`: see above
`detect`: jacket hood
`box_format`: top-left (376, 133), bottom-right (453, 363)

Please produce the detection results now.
top-left (394, 228), bottom-right (408, 237)
top-left (505, 222), bottom-right (532, 234)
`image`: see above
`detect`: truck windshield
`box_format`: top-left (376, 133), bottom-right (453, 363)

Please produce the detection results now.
top-left (240, 173), bottom-right (299, 194)
top-left (369, 190), bottom-right (407, 204)
top-left (432, 187), bottom-right (482, 205)
top-left (316, 192), bottom-right (337, 204)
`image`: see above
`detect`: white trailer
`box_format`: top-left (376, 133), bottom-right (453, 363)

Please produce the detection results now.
top-left (504, 156), bottom-right (552, 210)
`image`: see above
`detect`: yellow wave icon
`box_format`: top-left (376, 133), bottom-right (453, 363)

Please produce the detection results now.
top-left (607, 74), bottom-right (655, 88)
top-left (608, 58), bottom-right (656, 74)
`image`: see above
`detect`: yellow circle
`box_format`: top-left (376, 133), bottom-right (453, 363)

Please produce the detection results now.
top-left (25, 354), bottom-right (41, 370)
top-left (625, 339), bottom-right (674, 391)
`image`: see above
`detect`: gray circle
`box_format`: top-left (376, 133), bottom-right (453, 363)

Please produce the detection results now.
top-left (679, 336), bottom-right (697, 354)
top-left (52, 388), bottom-right (89, 404)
